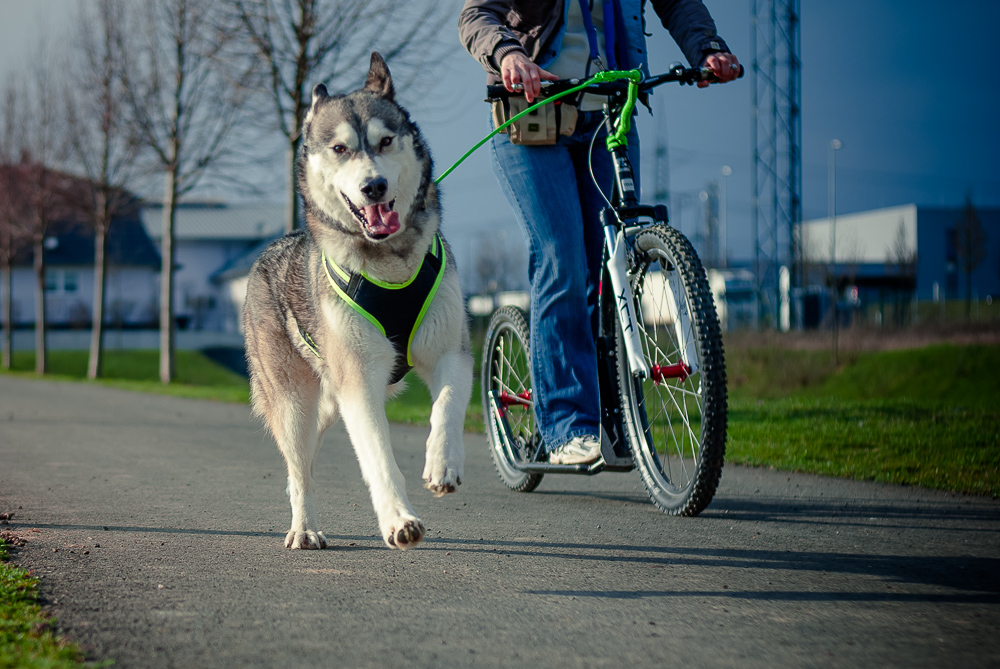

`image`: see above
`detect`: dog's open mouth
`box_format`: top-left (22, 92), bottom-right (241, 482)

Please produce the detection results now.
top-left (342, 193), bottom-right (399, 240)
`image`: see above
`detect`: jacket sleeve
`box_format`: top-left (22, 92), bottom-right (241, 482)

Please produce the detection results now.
top-left (458, 0), bottom-right (528, 76)
top-left (649, 0), bottom-right (731, 67)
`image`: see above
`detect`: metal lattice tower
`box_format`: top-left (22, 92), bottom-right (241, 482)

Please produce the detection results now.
top-left (751, 0), bottom-right (801, 329)
top-left (652, 94), bottom-right (670, 209)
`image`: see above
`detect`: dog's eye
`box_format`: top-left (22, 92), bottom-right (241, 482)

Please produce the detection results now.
top-left (379, 136), bottom-right (394, 149)
top-left (331, 144), bottom-right (347, 154)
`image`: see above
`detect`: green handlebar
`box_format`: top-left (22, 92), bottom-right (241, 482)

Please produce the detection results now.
top-left (590, 69), bottom-right (642, 151)
top-left (434, 69), bottom-right (644, 185)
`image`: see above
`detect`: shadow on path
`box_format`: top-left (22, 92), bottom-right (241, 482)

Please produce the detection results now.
top-left (24, 522), bottom-right (373, 546)
top-left (706, 495), bottom-right (1000, 533)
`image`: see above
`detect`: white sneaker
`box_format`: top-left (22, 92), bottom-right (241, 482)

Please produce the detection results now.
top-left (549, 434), bottom-right (602, 465)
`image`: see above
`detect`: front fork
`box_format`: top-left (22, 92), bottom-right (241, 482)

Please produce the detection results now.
top-left (601, 207), bottom-right (648, 379)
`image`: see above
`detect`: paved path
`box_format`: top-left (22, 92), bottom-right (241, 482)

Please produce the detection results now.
top-left (1, 375), bottom-right (998, 668)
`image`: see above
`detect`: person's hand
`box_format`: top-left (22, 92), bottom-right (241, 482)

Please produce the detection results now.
top-left (501, 51), bottom-right (558, 102)
top-left (699, 52), bottom-right (741, 88)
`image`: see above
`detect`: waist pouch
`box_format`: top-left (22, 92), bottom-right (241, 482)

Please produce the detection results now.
top-left (492, 96), bottom-right (579, 145)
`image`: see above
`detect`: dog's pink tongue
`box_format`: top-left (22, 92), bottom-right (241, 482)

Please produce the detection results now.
top-left (364, 204), bottom-right (400, 235)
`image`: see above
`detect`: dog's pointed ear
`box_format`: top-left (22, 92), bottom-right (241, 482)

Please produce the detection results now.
top-left (312, 83), bottom-right (329, 107)
top-left (364, 52), bottom-right (395, 101)
top-left (305, 83), bottom-right (328, 126)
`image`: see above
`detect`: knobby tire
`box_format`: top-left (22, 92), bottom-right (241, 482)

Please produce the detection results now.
top-left (617, 224), bottom-right (728, 515)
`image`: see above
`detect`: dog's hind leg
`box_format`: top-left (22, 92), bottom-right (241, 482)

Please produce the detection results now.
top-left (417, 348), bottom-right (473, 496)
top-left (337, 381), bottom-right (425, 549)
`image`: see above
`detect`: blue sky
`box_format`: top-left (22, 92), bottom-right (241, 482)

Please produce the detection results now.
top-left (2, 0), bottom-right (998, 272)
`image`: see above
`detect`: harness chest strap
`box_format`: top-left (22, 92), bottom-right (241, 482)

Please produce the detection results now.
top-left (299, 234), bottom-right (446, 385)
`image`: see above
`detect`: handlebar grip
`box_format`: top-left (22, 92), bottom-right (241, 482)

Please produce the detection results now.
top-left (486, 78), bottom-right (585, 100)
top-left (703, 63), bottom-right (745, 81)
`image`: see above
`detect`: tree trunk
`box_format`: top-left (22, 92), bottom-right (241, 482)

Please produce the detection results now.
top-left (965, 267), bottom-right (973, 321)
top-left (159, 170), bottom-right (177, 384)
top-left (1, 257), bottom-right (11, 370)
top-left (88, 210), bottom-right (109, 379)
top-left (285, 140), bottom-right (300, 233)
top-left (33, 238), bottom-right (47, 374)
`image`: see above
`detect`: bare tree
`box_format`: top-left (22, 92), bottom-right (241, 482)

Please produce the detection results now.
top-left (0, 80), bottom-right (29, 370)
top-left (883, 217), bottom-right (918, 327)
top-left (20, 46), bottom-right (73, 375)
top-left (955, 191), bottom-right (987, 320)
top-left (229, 0), bottom-right (456, 233)
top-left (474, 244), bottom-right (504, 295)
top-left (0, 179), bottom-right (21, 371)
top-left (122, 0), bottom-right (254, 383)
top-left (66, 0), bottom-right (142, 380)
top-left (888, 217), bottom-right (917, 277)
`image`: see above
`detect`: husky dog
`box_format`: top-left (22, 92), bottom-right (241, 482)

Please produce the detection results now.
top-left (243, 53), bottom-right (472, 550)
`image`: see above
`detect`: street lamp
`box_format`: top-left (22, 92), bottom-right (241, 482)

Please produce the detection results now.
top-left (720, 165), bottom-right (732, 268)
top-left (828, 139), bottom-right (842, 363)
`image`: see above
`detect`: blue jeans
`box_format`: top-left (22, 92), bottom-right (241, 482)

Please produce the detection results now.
top-left (489, 110), bottom-right (640, 451)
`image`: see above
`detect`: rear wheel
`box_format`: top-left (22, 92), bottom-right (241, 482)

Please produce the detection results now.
top-left (616, 224), bottom-right (727, 515)
top-left (481, 306), bottom-right (543, 492)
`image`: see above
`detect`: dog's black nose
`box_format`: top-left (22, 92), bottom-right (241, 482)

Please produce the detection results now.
top-left (360, 177), bottom-right (388, 201)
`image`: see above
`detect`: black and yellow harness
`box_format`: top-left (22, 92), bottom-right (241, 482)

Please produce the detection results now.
top-left (299, 234), bottom-right (447, 385)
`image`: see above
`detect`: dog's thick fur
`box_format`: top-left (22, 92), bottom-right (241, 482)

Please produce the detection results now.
top-left (243, 53), bottom-right (473, 550)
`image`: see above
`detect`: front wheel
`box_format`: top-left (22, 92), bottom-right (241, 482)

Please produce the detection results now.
top-left (616, 224), bottom-right (727, 515)
top-left (481, 305), bottom-right (544, 492)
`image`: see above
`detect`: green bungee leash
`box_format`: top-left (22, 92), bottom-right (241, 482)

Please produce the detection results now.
top-left (434, 69), bottom-right (643, 185)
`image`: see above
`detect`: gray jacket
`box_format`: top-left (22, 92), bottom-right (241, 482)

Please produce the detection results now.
top-left (458, 0), bottom-right (731, 83)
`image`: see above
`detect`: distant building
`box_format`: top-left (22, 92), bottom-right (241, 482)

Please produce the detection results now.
top-left (140, 202), bottom-right (284, 333)
top-left (708, 268), bottom-right (756, 332)
top-left (7, 210), bottom-right (161, 329)
top-left (797, 204), bottom-right (1000, 327)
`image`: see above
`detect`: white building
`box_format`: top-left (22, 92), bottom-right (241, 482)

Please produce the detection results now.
top-left (140, 202), bottom-right (285, 333)
top-left (797, 203), bottom-right (1000, 327)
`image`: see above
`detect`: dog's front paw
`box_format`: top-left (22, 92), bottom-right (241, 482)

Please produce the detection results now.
top-left (424, 478), bottom-right (461, 497)
top-left (422, 460), bottom-right (463, 498)
top-left (383, 517), bottom-right (425, 550)
top-left (285, 530), bottom-right (328, 550)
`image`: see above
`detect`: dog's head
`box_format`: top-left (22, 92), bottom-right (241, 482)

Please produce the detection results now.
top-left (300, 52), bottom-right (431, 244)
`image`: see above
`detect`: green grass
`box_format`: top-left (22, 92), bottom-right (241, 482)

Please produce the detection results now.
top-left (726, 346), bottom-right (839, 400)
top-left (725, 342), bottom-right (1000, 408)
top-left (727, 397), bottom-right (999, 496)
top-left (723, 342), bottom-right (1000, 496)
top-left (0, 540), bottom-right (92, 668)
top-left (3, 350), bottom-right (249, 404)
top-left (801, 344), bottom-right (1000, 408)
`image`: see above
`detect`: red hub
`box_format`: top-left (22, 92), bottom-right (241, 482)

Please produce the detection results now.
top-left (651, 362), bottom-right (690, 384)
top-left (498, 389), bottom-right (532, 410)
